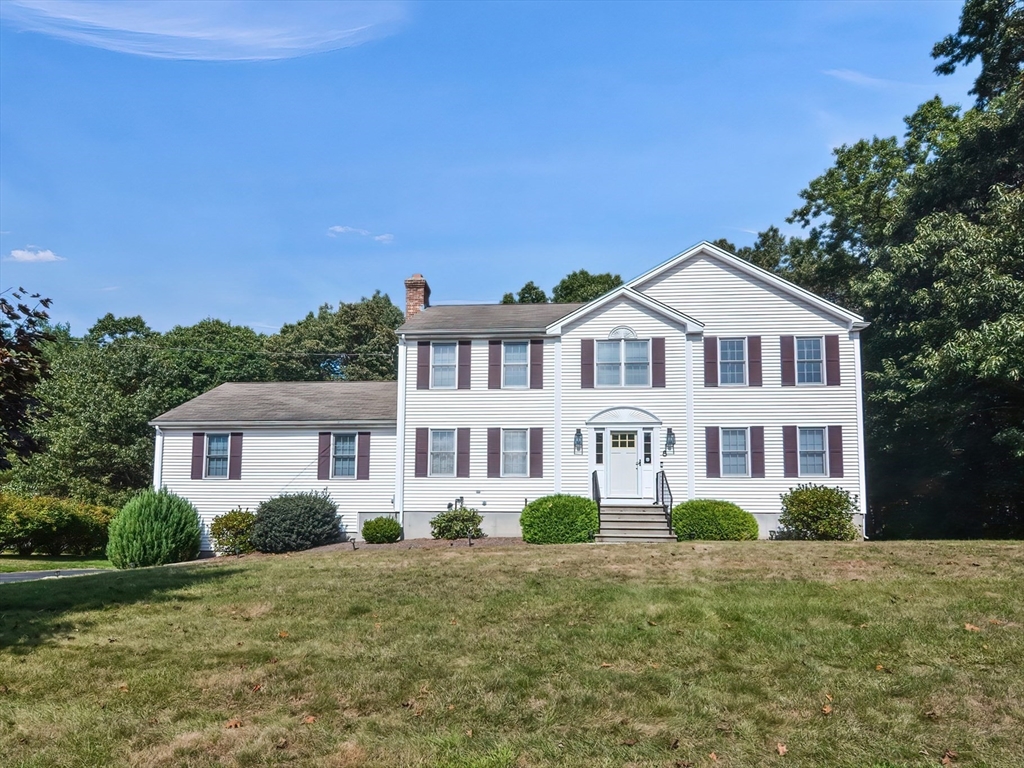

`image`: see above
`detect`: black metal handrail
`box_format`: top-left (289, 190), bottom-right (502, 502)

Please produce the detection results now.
top-left (591, 470), bottom-right (602, 530)
top-left (655, 470), bottom-right (673, 529)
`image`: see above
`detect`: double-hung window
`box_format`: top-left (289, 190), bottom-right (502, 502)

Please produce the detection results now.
top-left (431, 343), bottom-right (457, 388)
top-left (720, 428), bottom-right (749, 476)
top-left (206, 434), bottom-right (229, 478)
top-left (799, 427), bottom-right (827, 475)
top-left (719, 339), bottom-right (746, 385)
top-left (503, 341), bottom-right (528, 388)
top-left (596, 339), bottom-right (650, 387)
top-left (429, 429), bottom-right (456, 476)
top-left (333, 433), bottom-right (356, 478)
top-left (502, 429), bottom-right (528, 476)
top-left (796, 337), bottom-right (824, 384)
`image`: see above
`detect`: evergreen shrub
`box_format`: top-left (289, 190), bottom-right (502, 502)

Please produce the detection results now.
top-left (0, 493), bottom-right (115, 556)
top-left (429, 507), bottom-right (484, 540)
top-left (778, 484), bottom-right (859, 541)
top-left (251, 491), bottom-right (341, 553)
top-left (361, 516), bottom-right (402, 544)
top-left (520, 494), bottom-right (598, 544)
top-left (209, 508), bottom-right (257, 555)
top-left (106, 489), bottom-right (201, 568)
top-left (671, 499), bottom-right (759, 541)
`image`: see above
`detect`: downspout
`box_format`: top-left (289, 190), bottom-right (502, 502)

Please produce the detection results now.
top-left (685, 332), bottom-right (697, 500)
top-left (852, 328), bottom-right (869, 538)
top-left (153, 426), bottom-right (164, 490)
top-left (395, 334), bottom-right (407, 529)
top-left (553, 336), bottom-right (562, 494)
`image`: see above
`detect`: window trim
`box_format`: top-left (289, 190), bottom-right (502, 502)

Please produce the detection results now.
top-left (594, 338), bottom-right (651, 388)
top-left (500, 428), bottom-right (529, 478)
top-left (428, 428), bottom-right (457, 477)
top-left (797, 425), bottom-right (829, 477)
top-left (501, 340), bottom-right (530, 389)
top-left (795, 336), bottom-right (826, 387)
top-left (331, 432), bottom-right (357, 480)
top-left (204, 433), bottom-right (230, 480)
top-left (720, 427), bottom-right (750, 477)
top-left (430, 341), bottom-right (458, 390)
top-left (718, 337), bottom-right (748, 387)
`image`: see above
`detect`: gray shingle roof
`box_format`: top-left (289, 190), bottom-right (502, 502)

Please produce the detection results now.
top-left (151, 381), bottom-right (397, 425)
top-left (397, 303), bottom-right (585, 335)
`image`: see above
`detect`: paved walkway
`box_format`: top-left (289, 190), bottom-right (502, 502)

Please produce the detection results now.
top-left (0, 569), bottom-right (110, 584)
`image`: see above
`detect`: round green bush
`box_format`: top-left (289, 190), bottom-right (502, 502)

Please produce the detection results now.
top-left (209, 508), bottom-right (257, 555)
top-left (429, 507), bottom-right (484, 540)
top-left (361, 516), bottom-right (402, 544)
top-left (251, 491), bottom-right (341, 553)
top-left (106, 488), bottom-right (201, 569)
top-left (671, 499), bottom-right (759, 541)
top-left (520, 494), bottom-right (599, 544)
top-left (778, 483), bottom-right (859, 541)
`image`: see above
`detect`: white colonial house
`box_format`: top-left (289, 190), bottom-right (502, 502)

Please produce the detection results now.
top-left (152, 242), bottom-right (868, 548)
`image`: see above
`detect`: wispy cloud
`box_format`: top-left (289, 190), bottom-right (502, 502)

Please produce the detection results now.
top-left (100, 286), bottom-right (120, 292)
top-left (328, 225), bottom-right (394, 244)
top-left (5, 247), bottom-right (65, 263)
top-left (0, 1), bottom-right (407, 61)
top-left (823, 69), bottom-right (922, 90)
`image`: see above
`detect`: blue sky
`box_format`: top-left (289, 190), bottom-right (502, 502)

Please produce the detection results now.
top-left (0, 1), bottom-right (975, 334)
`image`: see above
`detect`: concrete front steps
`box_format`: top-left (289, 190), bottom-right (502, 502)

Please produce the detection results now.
top-left (595, 505), bottom-right (675, 543)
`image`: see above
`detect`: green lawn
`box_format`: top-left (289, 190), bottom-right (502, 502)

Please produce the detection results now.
top-left (1, 541), bottom-right (1022, 767)
top-left (0, 554), bottom-right (113, 573)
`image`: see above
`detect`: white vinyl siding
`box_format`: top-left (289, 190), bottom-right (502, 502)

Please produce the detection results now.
top-left (206, 434), bottom-right (228, 478)
top-left (503, 342), bottom-right (528, 388)
top-left (797, 337), bottom-right (824, 385)
top-left (596, 339), bottom-right (650, 387)
top-left (799, 427), bottom-right (827, 476)
top-left (431, 343), bottom-right (457, 389)
top-left (720, 428), bottom-right (748, 476)
top-left (502, 429), bottom-right (528, 476)
top-left (719, 338), bottom-right (746, 385)
top-left (332, 433), bottom-right (356, 478)
top-left (429, 429), bottom-right (456, 476)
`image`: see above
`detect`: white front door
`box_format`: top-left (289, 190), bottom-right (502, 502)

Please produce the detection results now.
top-left (608, 430), bottom-right (640, 497)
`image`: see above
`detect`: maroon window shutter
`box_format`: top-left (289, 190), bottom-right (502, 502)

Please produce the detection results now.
top-left (487, 428), bottom-right (501, 478)
top-left (825, 335), bottom-right (841, 386)
top-left (228, 433), bottom-right (243, 480)
top-left (651, 337), bottom-right (666, 388)
top-left (748, 336), bottom-right (762, 387)
top-left (357, 431), bottom-right (371, 480)
top-left (783, 425), bottom-right (798, 477)
top-left (705, 426), bottom-right (720, 478)
top-left (750, 426), bottom-right (765, 478)
top-left (488, 341), bottom-right (501, 389)
top-left (456, 428), bottom-right (470, 477)
top-left (529, 427), bottom-right (543, 478)
top-left (703, 336), bottom-right (718, 387)
top-left (191, 433), bottom-right (205, 480)
top-left (417, 342), bottom-right (430, 390)
top-left (317, 432), bottom-right (331, 480)
top-left (530, 339), bottom-right (544, 389)
top-left (828, 425), bottom-right (844, 478)
top-left (414, 428), bottom-right (428, 478)
top-left (457, 340), bottom-right (472, 389)
top-left (580, 339), bottom-right (594, 388)
top-left (781, 336), bottom-right (796, 386)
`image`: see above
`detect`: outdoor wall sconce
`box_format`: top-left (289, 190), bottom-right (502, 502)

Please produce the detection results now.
top-left (664, 428), bottom-right (676, 456)
top-left (573, 428), bottom-right (584, 455)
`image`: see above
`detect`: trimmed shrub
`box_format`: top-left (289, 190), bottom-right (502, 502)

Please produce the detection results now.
top-left (209, 508), bottom-right (257, 555)
top-left (671, 499), bottom-right (759, 541)
top-left (0, 493), bottom-right (115, 556)
top-left (778, 484), bottom-right (859, 541)
top-left (429, 507), bottom-right (484, 540)
top-left (361, 516), bottom-right (402, 544)
top-left (520, 494), bottom-right (598, 544)
top-left (106, 489), bottom-right (201, 569)
top-left (251, 491), bottom-right (341, 553)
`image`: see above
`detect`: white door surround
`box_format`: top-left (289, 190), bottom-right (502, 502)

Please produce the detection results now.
top-left (587, 407), bottom-right (660, 504)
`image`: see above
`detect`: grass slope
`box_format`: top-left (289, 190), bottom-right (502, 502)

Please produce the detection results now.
top-left (1, 541), bottom-right (1022, 767)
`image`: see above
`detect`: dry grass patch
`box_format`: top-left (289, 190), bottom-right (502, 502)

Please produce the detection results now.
top-left (1, 541), bottom-right (1022, 767)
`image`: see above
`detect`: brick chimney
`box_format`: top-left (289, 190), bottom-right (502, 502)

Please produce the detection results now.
top-left (404, 273), bottom-right (430, 320)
